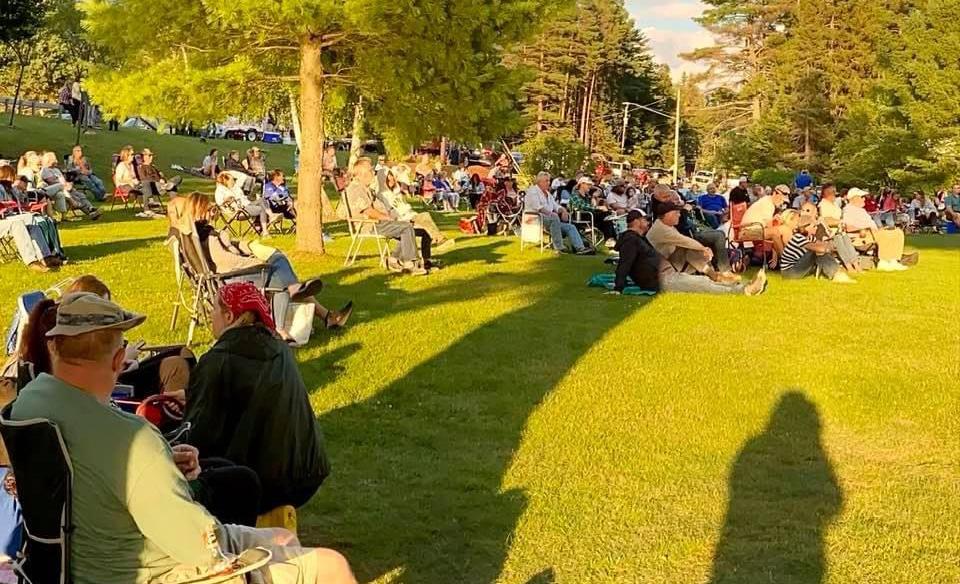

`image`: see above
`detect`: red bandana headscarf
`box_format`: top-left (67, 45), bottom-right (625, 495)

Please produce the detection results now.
top-left (218, 282), bottom-right (275, 331)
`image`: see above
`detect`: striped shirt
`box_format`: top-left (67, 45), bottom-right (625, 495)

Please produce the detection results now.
top-left (780, 233), bottom-right (811, 270)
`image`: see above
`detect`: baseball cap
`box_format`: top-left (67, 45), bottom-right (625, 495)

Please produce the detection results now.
top-left (846, 187), bottom-right (869, 200)
top-left (655, 201), bottom-right (685, 217)
top-left (577, 176), bottom-right (595, 186)
top-left (774, 184), bottom-right (791, 195)
top-left (626, 209), bottom-right (647, 223)
top-left (46, 292), bottom-right (146, 338)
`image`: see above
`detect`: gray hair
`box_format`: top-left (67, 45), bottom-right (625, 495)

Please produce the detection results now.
top-left (536, 171), bottom-right (551, 183)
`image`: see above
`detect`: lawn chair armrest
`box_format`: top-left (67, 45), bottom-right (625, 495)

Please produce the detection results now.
top-left (213, 264), bottom-right (272, 281)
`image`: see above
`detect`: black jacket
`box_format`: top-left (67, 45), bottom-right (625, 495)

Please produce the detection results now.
top-left (186, 325), bottom-right (329, 510)
top-left (614, 230), bottom-right (662, 293)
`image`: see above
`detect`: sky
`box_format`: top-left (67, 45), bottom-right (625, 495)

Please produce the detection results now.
top-left (625, 0), bottom-right (711, 79)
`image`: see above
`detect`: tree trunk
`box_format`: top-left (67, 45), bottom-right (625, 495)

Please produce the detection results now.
top-left (584, 73), bottom-right (596, 149)
top-left (296, 37), bottom-right (327, 254)
top-left (347, 95), bottom-right (364, 172)
top-left (8, 49), bottom-right (28, 127)
top-left (536, 48), bottom-right (545, 134)
top-left (804, 123), bottom-right (811, 164)
top-left (560, 71), bottom-right (570, 122)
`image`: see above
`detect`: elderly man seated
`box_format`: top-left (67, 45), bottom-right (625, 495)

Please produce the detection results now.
top-left (10, 292), bottom-right (356, 584)
top-left (842, 188), bottom-right (915, 271)
top-left (609, 209), bottom-right (767, 296)
top-left (647, 197), bottom-right (740, 284)
top-left (524, 171), bottom-right (593, 255)
top-left (343, 158), bottom-right (432, 274)
top-left (651, 184), bottom-right (735, 275)
top-left (697, 184), bottom-right (727, 228)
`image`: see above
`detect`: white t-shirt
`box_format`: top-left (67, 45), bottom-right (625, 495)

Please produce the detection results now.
top-left (843, 205), bottom-right (876, 231)
top-left (819, 199), bottom-right (842, 222)
top-left (741, 196), bottom-right (776, 226)
top-left (524, 185), bottom-right (558, 214)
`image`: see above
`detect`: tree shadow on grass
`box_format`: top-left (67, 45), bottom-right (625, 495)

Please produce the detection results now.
top-left (304, 255), bottom-right (649, 583)
top-left (709, 391), bottom-right (843, 584)
top-left (66, 235), bottom-right (166, 263)
top-left (905, 234), bottom-right (960, 251)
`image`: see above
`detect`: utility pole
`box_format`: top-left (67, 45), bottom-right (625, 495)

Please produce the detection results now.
top-left (673, 87), bottom-right (681, 184)
top-left (621, 103), bottom-right (630, 153)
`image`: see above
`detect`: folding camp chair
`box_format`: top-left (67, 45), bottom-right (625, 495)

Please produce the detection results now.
top-left (170, 230), bottom-right (276, 346)
top-left (107, 187), bottom-right (143, 211)
top-left (0, 403), bottom-right (73, 584)
top-left (570, 211), bottom-right (603, 250)
top-left (216, 200), bottom-right (258, 238)
top-left (340, 194), bottom-right (389, 267)
top-left (727, 202), bottom-right (768, 272)
top-left (0, 404), bottom-right (271, 584)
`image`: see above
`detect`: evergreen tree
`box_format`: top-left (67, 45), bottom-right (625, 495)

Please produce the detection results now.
top-left (83, 0), bottom-right (550, 253)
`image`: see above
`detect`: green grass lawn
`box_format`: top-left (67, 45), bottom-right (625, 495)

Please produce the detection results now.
top-left (1, 116), bottom-right (959, 583)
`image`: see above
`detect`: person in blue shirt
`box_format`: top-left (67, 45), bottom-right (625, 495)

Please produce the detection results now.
top-left (795, 170), bottom-right (814, 191)
top-left (697, 184), bottom-right (728, 229)
top-left (263, 169), bottom-right (297, 219)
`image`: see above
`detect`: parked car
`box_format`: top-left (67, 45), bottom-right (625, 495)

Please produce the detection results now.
top-left (693, 170), bottom-right (715, 188)
top-left (609, 160), bottom-right (633, 178)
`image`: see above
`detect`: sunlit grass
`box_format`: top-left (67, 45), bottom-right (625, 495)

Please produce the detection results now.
top-left (1, 116), bottom-right (958, 583)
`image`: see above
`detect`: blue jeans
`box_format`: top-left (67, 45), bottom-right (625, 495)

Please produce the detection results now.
top-left (77, 174), bottom-right (106, 200)
top-left (782, 251), bottom-right (840, 280)
top-left (877, 211), bottom-right (895, 228)
top-left (542, 215), bottom-right (585, 251)
top-left (266, 252), bottom-right (299, 288)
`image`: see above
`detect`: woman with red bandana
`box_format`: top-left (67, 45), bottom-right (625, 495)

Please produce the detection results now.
top-left (185, 282), bottom-right (330, 513)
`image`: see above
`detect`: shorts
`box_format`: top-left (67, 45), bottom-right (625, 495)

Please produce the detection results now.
top-left (220, 524), bottom-right (322, 584)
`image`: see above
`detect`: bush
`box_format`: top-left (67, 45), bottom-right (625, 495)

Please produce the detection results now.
top-left (751, 167), bottom-right (795, 187)
top-left (518, 129), bottom-right (589, 180)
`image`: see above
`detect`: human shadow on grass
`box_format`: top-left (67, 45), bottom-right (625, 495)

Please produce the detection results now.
top-left (709, 391), bottom-right (843, 584)
top-left (304, 256), bottom-right (649, 584)
top-left (66, 236), bottom-right (166, 263)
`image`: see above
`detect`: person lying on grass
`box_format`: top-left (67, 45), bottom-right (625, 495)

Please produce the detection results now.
top-left (10, 291), bottom-right (356, 584)
top-left (609, 208), bottom-right (767, 297)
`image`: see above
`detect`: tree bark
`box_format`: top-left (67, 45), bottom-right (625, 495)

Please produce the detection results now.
top-left (8, 46), bottom-right (29, 127)
top-left (560, 71), bottom-right (570, 122)
top-left (536, 48), bottom-right (545, 133)
top-left (296, 37), bottom-right (327, 254)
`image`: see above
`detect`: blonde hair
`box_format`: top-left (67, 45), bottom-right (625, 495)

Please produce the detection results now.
top-left (119, 145), bottom-right (134, 163)
top-left (216, 172), bottom-right (235, 187)
top-left (186, 192), bottom-right (211, 222)
top-left (17, 151), bottom-right (39, 173)
top-left (780, 209), bottom-right (799, 225)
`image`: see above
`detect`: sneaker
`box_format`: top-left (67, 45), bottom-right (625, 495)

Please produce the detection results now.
top-left (877, 259), bottom-right (908, 272)
top-left (435, 239), bottom-right (456, 253)
top-left (28, 261), bottom-right (49, 273)
top-left (831, 271), bottom-right (857, 284)
top-left (575, 247), bottom-right (596, 256)
top-left (323, 233), bottom-right (334, 243)
top-left (605, 238), bottom-right (617, 249)
top-left (743, 270), bottom-right (768, 296)
top-left (718, 271), bottom-right (742, 284)
top-left (89, 210), bottom-right (102, 221)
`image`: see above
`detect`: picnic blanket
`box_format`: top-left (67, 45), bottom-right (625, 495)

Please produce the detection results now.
top-left (587, 273), bottom-right (657, 296)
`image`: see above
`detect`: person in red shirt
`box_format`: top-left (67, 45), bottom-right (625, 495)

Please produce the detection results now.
top-left (864, 194), bottom-right (879, 214)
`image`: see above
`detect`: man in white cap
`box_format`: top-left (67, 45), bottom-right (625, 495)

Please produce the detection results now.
top-left (10, 292), bottom-right (355, 584)
top-left (843, 187), bottom-right (915, 271)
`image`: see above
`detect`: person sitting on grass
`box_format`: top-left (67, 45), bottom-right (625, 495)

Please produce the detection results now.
top-left (651, 184), bottom-right (736, 276)
top-left (776, 210), bottom-right (856, 284)
top-left (201, 148), bottom-right (220, 179)
top-left (173, 193), bottom-right (353, 331)
top-left (215, 171), bottom-right (270, 236)
top-left (40, 151), bottom-right (101, 221)
top-left (646, 200), bottom-right (741, 284)
top-left (66, 145), bottom-right (106, 201)
top-left (524, 171), bottom-right (594, 255)
top-left (10, 291), bottom-right (356, 584)
top-left (185, 282), bottom-right (334, 515)
top-left (342, 158), bottom-right (432, 274)
top-left (609, 208), bottom-right (767, 297)
top-left (842, 188), bottom-right (915, 272)
top-left (263, 169), bottom-right (297, 220)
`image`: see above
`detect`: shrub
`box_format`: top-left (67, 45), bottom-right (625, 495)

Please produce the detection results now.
top-left (518, 129), bottom-right (589, 180)
top-left (751, 167), bottom-right (795, 187)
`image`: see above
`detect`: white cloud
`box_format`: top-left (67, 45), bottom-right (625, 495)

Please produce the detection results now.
top-left (642, 26), bottom-right (713, 80)
top-left (646, 1), bottom-right (707, 20)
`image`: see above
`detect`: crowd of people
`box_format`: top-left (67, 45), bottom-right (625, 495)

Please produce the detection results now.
top-left (0, 135), bottom-right (953, 584)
